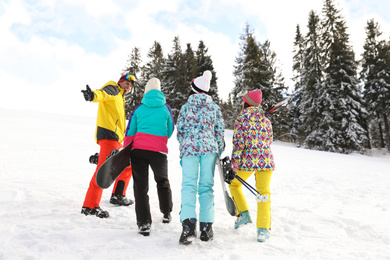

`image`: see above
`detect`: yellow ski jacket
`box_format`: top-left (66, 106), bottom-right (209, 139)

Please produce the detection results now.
top-left (92, 80), bottom-right (126, 144)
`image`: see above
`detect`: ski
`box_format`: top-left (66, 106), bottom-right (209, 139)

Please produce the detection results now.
top-left (265, 95), bottom-right (293, 117)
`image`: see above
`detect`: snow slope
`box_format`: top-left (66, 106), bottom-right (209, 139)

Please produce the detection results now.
top-left (0, 108), bottom-right (389, 260)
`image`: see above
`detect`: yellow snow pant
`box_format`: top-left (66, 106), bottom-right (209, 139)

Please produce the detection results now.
top-left (229, 170), bottom-right (272, 229)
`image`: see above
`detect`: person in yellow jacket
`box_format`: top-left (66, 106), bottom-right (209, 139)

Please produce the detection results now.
top-left (80, 74), bottom-right (135, 218)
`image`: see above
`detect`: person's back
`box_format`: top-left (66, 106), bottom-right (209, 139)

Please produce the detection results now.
top-left (229, 90), bottom-right (275, 243)
top-left (126, 88), bottom-right (174, 153)
top-left (177, 94), bottom-right (224, 158)
top-left (176, 70), bottom-right (225, 245)
top-left (233, 105), bottom-right (274, 171)
top-left (124, 78), bottom-right (174, 237)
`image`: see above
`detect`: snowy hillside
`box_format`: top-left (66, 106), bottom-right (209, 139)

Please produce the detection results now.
top-left (0, 108), bottom-right (389, 260)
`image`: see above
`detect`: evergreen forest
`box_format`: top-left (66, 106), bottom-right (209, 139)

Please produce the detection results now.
top-left (122, 0), bottom-right (390, 154)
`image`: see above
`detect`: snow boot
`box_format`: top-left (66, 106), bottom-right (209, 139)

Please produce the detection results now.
top-left (81, 207), bottom-right (109, 218)
top-left (234, 210), bottom-right (252, 229)
top-left (163, 213), bottom-right (172, 224)
top-left (257, 228), bottom-right (269, 242)
top-left (179, 218), bottom-right (197, 245)
top-left (200, 222), bottom-right (213, 242)
top-left (138, 223), bottom-right (151, 236)
top-left (110, 194), bottom-right (134, 206)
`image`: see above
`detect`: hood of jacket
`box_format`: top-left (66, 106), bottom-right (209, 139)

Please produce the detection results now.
top-left (141, 89), bottom-right (166, 108)
top-left (187, 93), bottom-right (213, 108)
top-left (240, 106), bottom-right (266, 122)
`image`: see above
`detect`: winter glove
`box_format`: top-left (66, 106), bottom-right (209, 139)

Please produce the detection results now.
top-left (224, 168), bottom-right (236, 184)
top-left (106, 149), bottom-right (119, 160)
top-left (89, 152), bottom-right (99, 164)
top-left (221, 156), bottom-right (236, 184)
top-left (81, 85), bottom-right (95, 101)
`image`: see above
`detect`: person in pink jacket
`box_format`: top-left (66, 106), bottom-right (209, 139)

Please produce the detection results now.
top-left (229, 90), bottom-right (275, 242)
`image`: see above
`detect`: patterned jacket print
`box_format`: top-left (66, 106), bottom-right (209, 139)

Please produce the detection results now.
top-left (232, 106), bottom-right (275, 171)
top-left (177, 94), bottom-right (225, 159)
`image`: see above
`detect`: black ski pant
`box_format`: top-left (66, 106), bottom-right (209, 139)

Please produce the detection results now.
top-left (131, 149), bottom-right (173, 226)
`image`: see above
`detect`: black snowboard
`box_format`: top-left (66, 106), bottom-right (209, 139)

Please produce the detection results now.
top-left (216, 157), bottom-right (237, 216)
top-left (96, 143), bottom-right (132, 189)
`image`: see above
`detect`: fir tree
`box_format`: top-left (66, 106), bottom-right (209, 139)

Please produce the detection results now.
top-left (183, 43), bottom-right (198, 86)
top-left (300, 10), bottom-right (326, 149)
top-left (319, 0), bottom-right (367, 153)
top-left (232, 24), bottom-right (266, 115)
top-left (289, 24), bottom-right (306, 143)
top-left (231, 23), bottom-right (287, 137)
top-left (220, 94), bottom-right (235, 129)
top-left (360, 19), bottom-right (390, 151)
top-left (123, 47), bottom-right (144, 118)
top-left (144, 41), bottom-right (165, 81)
top-left (162, 36), bottom-right (188, 120)
top-left (196, 40), bottom-right (220, 104)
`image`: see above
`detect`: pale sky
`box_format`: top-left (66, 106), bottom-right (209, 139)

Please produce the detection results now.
top-left (1, 0), bottom-right (389, 117)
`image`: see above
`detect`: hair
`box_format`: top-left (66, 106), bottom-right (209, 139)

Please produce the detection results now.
top-left (187, 89), bottom-right (210, 100)
top-left (187, 89), bottom-right (197, 99)
top-left (243, 102), bottom-right (251, 110)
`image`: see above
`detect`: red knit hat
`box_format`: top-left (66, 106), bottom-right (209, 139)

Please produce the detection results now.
top-left (242, 90), bottom-right (262, 106)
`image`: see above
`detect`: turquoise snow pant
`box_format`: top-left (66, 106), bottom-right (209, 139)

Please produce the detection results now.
top-left (180, 153), bottom-right (217, 223)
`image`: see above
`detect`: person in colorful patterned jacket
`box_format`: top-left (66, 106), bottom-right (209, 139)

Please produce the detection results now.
top-left (229, 90), bottom-right (275, 242)
top-left (123, 78), bottom-right (175, 237)
top-left (176, 70), bottom-right (225, 245)
top-left (80, 74), bottom-right (135, 218)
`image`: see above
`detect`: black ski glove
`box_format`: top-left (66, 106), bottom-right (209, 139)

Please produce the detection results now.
top-left (81, 85), bottom-right (95, 101)
top-left (89, 153), bottom-right (99, 164)
top-left (221, 156), bottom-right (236, 184)
top-left (224, 168), bottom-right (236, 184)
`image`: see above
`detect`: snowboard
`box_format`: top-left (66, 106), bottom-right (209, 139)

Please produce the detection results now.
top-left (215, 157), bottom-right (237, 216)
top-left (96, 143), bottom-right (132, 189)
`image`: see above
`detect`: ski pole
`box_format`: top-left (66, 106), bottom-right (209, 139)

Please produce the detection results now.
top-left (235, 175), bottom-right (269, 202)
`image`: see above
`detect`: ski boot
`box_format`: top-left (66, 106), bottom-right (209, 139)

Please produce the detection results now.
top-left (179, 218), bottom-right (197, 245)
top-left (200, 222), bottom-right (213, 242)
top-left (163, 213), bottom-right (172, 224)
top-left (257, 228), bottom-right (269, 242)
top-left (81, 207), bottom-right (109, 218)
top-left (110, 194), bottom-right (134, 206)
top-left (234, 210), bottom-right (252, 229)
top-left (138, 223), bottom-right (151, 236)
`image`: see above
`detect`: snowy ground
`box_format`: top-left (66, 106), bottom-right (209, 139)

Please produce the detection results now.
top-left (0, 108), bottom-right (390, 260)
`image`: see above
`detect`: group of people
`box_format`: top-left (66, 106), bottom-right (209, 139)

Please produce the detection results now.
top-left (80, 70), bottom-right (276, 244)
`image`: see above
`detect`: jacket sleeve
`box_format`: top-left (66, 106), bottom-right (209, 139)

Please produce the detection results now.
top-left (176, 105), bottom-right (186, 144)
top-left (215, 106), bottom-right (225, 156)
top-left (92, 85), bottom-right (120, 102)
top-left (231, 117), bottom-right (244, 167)
top-left (166, 104), bottom-right (175, 139)
top-left (123, 107), bottom-right (138, 147)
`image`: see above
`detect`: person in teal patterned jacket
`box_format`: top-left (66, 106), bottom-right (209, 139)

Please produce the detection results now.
top-left (176, 70), bottom-right (225, 245)
top-left (229, 89), bottom-right (275, 243)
